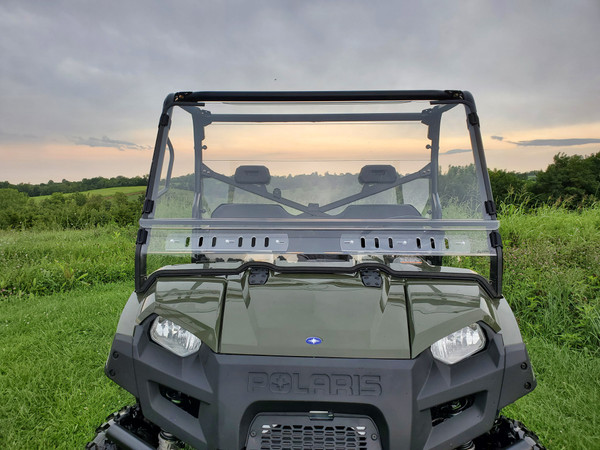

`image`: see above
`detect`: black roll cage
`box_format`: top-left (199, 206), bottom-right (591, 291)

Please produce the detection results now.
top-left (136, 90), bottom-right (502, 296)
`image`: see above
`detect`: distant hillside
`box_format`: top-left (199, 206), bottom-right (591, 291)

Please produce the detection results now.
top-left (0, 175), bottom-right (148, 197)
top-left (32, 186), bottom-right (146, 202)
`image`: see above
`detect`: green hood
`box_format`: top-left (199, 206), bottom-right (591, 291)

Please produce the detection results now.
top-left (143, 271), bottom-right (500, 359)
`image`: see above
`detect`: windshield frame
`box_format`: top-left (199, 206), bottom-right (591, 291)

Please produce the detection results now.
top-left (136, 91), bottom-right (502, 296)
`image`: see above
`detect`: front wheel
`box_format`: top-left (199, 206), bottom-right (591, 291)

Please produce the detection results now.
top-left (472, 416), bottom-right (546, 449)
top-left (86, 404), bottom-right (160, 450)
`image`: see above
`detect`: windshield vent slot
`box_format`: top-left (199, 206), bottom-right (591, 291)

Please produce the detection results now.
top-left (340, 233), bottom-right (470, 254)
top-left (165, 233), bottom-right (289, 253)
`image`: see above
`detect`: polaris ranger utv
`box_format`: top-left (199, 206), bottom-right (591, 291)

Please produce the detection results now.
top-left (88, 91), bottom-right (544, 450)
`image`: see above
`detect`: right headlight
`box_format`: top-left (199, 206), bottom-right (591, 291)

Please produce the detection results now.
top-left (430, 323), bottom-right (486, 365)
top-left (150, 316), bottom-right (202, 357)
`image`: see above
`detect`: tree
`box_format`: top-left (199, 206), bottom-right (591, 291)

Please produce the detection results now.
top-left (0, 189), bottom-right (30, 228)
top-left (530, 152), bottom-right (600, 206)
top-left (488, 169), bottom-right (528, 206)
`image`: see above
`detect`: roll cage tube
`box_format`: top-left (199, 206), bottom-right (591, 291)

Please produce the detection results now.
top-left (135, 91), bottom-right (502, 295)
top-left (200, 163), bottom-right (433, 217)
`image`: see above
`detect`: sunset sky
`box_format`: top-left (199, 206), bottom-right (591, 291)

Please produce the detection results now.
top-left (1, 1), bottom-right (599, 184)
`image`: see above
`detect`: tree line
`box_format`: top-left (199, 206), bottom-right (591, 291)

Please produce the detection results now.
top-left (0, 175), bottom-right (148, 197)
top-left (489, 151), bottom-right (600, 208)
top-left (0, 190), bottom-right (143, 230)
top-left (0, 152), bottom-right (598, 230)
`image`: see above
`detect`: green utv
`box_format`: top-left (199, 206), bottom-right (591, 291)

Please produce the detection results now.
top-left (88, 91), bottom-right (545, 450)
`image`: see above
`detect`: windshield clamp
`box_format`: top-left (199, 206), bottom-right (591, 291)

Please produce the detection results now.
top-left (143, 199), bottom-right (154, 214)
top-left (484, 200), bottom-right (497, 216)
top-left (159, 113), bottom-right (170, 127)
top-left (360, 269), bottom-right (382, 288)
top-left (136, 229), bottom-right (148, 245)
top-left (468, 112), bottom-right (479, 127)
top-left (489, 230), bottom-right (503, 249)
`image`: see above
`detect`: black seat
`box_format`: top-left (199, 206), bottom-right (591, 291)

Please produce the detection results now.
top-left (332, 204), bottom-right (421, 219)
top-left (211, 204), bottom-right (293, 218)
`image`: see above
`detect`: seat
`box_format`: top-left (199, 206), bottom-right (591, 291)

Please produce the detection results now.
top-left (211, 203), bottom-right (293, 218)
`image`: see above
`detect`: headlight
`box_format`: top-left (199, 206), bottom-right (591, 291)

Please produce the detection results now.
top-left (150, 316), bottom-right (202, 357)
top-left (430, 323), bottom-right (486, 365)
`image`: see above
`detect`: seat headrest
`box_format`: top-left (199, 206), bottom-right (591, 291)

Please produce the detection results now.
top-left (234, 165), bottom-right (271, 184)
top-left (358, 165), bottom-right (398, 184)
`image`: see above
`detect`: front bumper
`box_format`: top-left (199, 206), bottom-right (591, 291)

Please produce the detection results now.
top-left (106, 319), bottom-right (535, 450)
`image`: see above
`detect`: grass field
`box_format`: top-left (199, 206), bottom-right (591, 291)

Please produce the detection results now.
top-left (32, 186), bottom-right (146, 202)
top-left (0, 282), bottom-right (134, 448)
top-left (0, 205), bottom-right (599, 448)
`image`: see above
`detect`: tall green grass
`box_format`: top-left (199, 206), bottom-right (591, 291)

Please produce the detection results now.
top-left (500, 204), bottom-right (600, 352)
top-left (0, 225), bottom-right (136, 297)
top-left (502, 336), bottom-right (600, 450)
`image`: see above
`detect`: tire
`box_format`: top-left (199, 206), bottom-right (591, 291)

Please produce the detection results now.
top-left (86, 404), bottom-right (159, 450)
top-left (473, 415), bottom-right (546, 450)
top-left (85, 412), bottom-right (120, 450)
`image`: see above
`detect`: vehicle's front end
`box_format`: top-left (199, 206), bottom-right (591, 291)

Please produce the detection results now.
top-left (90, 91), bottom-right (543, 450)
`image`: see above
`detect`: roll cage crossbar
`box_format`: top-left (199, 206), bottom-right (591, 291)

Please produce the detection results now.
top-left (137, 91), bottom-right (502, 296)
top-left (191, 162), bottom-right (433, 217)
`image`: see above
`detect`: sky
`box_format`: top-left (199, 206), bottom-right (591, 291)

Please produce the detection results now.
top-left (0, 0), bottom-right (599, 184)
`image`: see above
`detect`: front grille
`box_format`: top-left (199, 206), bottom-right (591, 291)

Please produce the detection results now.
top-left (246, 413), bottom-right (381, 450)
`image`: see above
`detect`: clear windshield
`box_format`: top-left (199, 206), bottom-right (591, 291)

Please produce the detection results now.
top-left (142, 99), bottom-right (496, 274)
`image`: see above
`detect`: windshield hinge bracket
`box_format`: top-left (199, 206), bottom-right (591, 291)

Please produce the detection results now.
top-left (248, 267), bottom-right (269, 285)
top-left (485, 200), bottom-right (497, 216)
top-left (159, 113), bottom-right (170, 127)
top-left (490, 230), bottom-right (503, 249)
top-left (136, 228), bottom-right (148, 245)
top-left (143, 199), bottom-right (154, 214)
top-left (360, 269), bottom-right (382, 288)
top-left (468, 112), bottom-right (479, 127)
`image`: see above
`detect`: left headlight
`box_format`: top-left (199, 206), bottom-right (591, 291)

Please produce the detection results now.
top-left (150, 316), bottom-right (202, 357)
top-left (430, 323), bottom-right (486, 365)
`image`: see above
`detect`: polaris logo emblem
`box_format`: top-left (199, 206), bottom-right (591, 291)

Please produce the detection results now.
top-left (248, 372), bottom-right (382, 396)
top-left (306, 337), bottom-right (322, 345)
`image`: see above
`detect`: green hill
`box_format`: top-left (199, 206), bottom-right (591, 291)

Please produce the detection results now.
top-left (32, 185), bottom-right (146, 202)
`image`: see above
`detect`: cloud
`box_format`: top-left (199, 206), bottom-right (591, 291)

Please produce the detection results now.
top-left (441, 149), bottom-right (471, 155)
top-left (2, 1), bottom-right (600, 182)
top-left (0, 130), bottom-right (40, 142)
top-left (73, 136), bottom-right (151, 151)
top-left (508, 138), bottom-right (600, 147)
top-left (491, 136), bottom-right (504, 141)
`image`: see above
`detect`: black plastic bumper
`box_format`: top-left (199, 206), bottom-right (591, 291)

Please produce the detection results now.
top-left (105, 321), bottom-right (536, 450)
